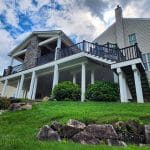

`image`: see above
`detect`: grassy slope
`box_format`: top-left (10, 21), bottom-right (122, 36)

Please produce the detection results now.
top-left (0, 101), bottom-right (150, 150)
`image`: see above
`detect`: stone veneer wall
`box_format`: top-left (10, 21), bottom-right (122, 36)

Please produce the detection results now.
top-left (24, 36), bottom-right (41, 70)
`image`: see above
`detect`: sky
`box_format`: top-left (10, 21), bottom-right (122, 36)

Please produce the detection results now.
top-left (0, 0), bottom-right (150, 75)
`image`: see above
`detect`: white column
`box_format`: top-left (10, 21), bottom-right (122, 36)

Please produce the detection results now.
top-left (1, 79), bottom-right (8, 97)
top-left (28, 71), bottom-right (36, 99)
top-left (117, 68), bottom-right (128, 102)
top-left (91, 70), bottom-right (95, 84)
top-left (52, 64), bottom-right (59, 89)
top-left (15, 80), bottom-right (20, 98)
top-left (73, 73), bottom-right (76, 84)
top-left (55, 37), bottom-right (61, 60)
top-left (132, 64), bottom-right (144, 103)
top-left (32, 75), bottom-right (38, 100)
top-left (81, 63), bottom-right (86, 102)
top-left (17, 74), bottom-right (24, 98)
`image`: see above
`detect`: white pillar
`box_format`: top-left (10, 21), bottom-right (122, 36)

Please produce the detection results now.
top-left (17, 74), bottom-right (24, 98)
top-left (73, 73), bottom-right (76, 84)
top-left (132, 64), bottom-right (144, 103)
top-left (117, 68), bottom-right (128, 102)
top-left (91, 70), bottom-right (95, 84)
top-left (28, 71), bottom-right (36, 99)
top-left (15, 80), bottom-right (20, 98)
top-left (52, 64), bottom-right (59, 89)
top-left (55, 37), bottom-right (61, 60)
top-left (32, 75), bottom-right (38, 100)
top-left (1, 79), bottom-right (8, 97)
top-left (81, 63), bottom-right (86, 102)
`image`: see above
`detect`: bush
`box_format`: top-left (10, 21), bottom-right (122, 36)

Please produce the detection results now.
top-left (0, 97), bottom-right (11, 109)
top-left (86, 81), bottom-right (119, 102)
top-left (52, 81), bottom-right (81, 101)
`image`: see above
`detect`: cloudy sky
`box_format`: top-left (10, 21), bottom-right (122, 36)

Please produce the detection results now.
top-left (0, 0), bottom-right (150, 75)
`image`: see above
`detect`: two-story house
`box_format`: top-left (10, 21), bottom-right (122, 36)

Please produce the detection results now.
top-left (0, 17), bottom-right (150, 103)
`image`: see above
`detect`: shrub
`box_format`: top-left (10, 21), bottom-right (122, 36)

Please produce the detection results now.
top-left (86, 81), bottom-right (119, 102)
top-left (52, 81), bottom-right (81, 101)
top-left (0, 97), bottom-right (11, 109)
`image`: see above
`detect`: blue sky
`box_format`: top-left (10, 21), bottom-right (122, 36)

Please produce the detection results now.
top-left (0, 0), bottom-right (150, 75)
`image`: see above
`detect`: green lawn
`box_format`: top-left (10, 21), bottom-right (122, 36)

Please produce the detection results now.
top-left (0, 101), bottom-right (150, 150)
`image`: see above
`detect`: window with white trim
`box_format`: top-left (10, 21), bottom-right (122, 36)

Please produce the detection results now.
top-left (142, 53), bottom-right (150, 71)
top-left (128, 33), bottom-right (137, 46)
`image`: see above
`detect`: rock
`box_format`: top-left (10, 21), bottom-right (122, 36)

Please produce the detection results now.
top-left (139, 143), bottom-right (150, 147)
top-left (21, 103), bottom-right (32, 110)
top-left (9, 103), bottom-right (32, 111)
top-left (85, 124), bottom-right (118, 140)
top-left (42, 96), bottom-right (49, 102)
top-left (67, 119), bottom-right (86, 129)
top-left (9, 103), bottom-right (22, 111)
top-left (145, 125), bottom-right (150, 144)
top-left (117, 132), bottom-right (145, 144)
top-left (126, 120), bottom-right (144, 134)
top-left (107, 139), bottom-right (127, 147)
top-left (37, 125), bottom-right (61, 141)
top-left (51, 121), bottom-right (62, 131)
top-left (61, 125), bottom-right (81, 138)
top-left (72, 131), bottom-right (100, 145)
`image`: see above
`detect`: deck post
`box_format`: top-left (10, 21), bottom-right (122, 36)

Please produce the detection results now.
top-left (17, 74), bottom-right (24, 98)
top-left (73, 73), bottom-right (76, 84)
top-left (117, 68), bottom-right (128, 102)
top-left (28, 71), bottom-right (36, 99)
top-left (52, 64), bottom-right (59, 89)
top-left (81, 62), bottom-right (86, 102)
top-left (132, 64), bottom-right (144, 103)
top-left (1, 79), bottom-right (8, 97)
top-left (31, 75), bottom-right (38, 100)
top-left (91, 70), bottom-right (95, 84)
top-left (15, 80), bottom-right (20, 98)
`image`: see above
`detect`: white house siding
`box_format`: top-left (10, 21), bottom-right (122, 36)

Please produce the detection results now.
top-left (123, 19), bottom-right (150, 53)
top-left (94, 24), bottom-right (116, 44)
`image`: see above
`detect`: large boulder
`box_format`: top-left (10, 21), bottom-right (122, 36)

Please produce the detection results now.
top-left (60, 125), bottom-right (81, 138)
top-left (72, 131), bottom-right (100, 145)
top-left (85, 124), bottom-right (118, 140)
top-left (67, 119), bottom-right (86, 129)
top-left (37, 125), bottom-right (61, 141)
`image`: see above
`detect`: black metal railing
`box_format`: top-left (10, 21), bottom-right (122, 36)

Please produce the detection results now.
top-left (37, 53), bottom-right (55, 66)
top-left (3, 41), bottom-right (142, 76)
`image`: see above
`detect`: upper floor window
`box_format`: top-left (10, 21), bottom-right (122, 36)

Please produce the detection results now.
top-left (128, 33), bottom-right (137, 46)
top-left (142, 53), bottom-right (150, 71)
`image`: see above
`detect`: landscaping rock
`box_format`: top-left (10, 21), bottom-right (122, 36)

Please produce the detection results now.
top-left (72, 131), bottom-right (100, 145)
top-left (107, 139), bottom-right (127, 147)
top-left (51, 121), bottom-right (62, 131)
top-left (85, 124), bottom-right (118, 140)
top-left (117, 132), bottom-right (145, 144)
top-left (42, 96), bottom-right (49, 102)
top-left (145, 125), bottom-right (150, 144)
top-left (67, 119), bottom-right (86, 129)
top-left (37, 125), bottom-right (61, 141)
top-left (21, 103), bottom-right (32, 110)
top-left (139, 143), bottom-right (150, 147)
top-left (9, 103), bottom-right (32, 111)
top-left (9, 103), bottom-right (22, 111)
top-left (61, 125), bottom-right (81, 138)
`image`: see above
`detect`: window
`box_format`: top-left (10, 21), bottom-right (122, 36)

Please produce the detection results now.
top-left (128, 33), bottom-right (137, 45)
top-left (142, 53), bottom-right (150, 71)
